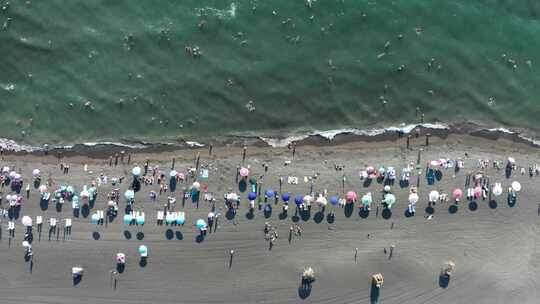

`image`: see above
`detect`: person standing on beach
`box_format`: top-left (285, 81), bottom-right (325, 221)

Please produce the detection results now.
top-left (114, 153), bottom-right (119, 166)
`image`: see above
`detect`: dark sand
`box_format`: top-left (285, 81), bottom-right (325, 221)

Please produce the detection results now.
top-left (0, 135), bottom-right (539, 304)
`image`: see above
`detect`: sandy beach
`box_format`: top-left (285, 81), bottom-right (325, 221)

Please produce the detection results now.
top-left (0, 134), bottom-right (539, 304)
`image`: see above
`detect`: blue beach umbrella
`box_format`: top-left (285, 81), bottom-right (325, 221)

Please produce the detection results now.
top-left (91, 213), bottom-right (100, 224)
top-left (248, 192), bottom-right (257, 201)
top-left (265, 189), bottom-right (274, 198)
top-left (196, 219), bottom-right (206, 229)
top-left (132, 166), bottom-right (141, 176)
top-left (330, 196), bottom-right (338, 206)
top-left (295, 195), bottom-right (303, 207)
top-left (282, 193), bottom-right (290, 202)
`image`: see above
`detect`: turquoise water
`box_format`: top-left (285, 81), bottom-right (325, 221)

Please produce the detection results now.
top-left (1, 0), bottom-right (540, 145)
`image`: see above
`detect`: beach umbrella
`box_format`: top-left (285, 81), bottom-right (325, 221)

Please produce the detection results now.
top-left (138, 245), bottom-right (148, 257)
top-left (14, 173), bottom-right (21, 180)
top-left (452, 188), bottom-right (463, 200)
top-left (169, 170), bottom-right (177, 178)
top-left (22, 240), bottom-right (30, 248)
top-left (383, 185), bottom-right (391, 192)
top-left (9, 171), bottom-right (16, 179)
top-left (294, 195), bottom-right (303, 207)
top-left (123, 214), bottom-right (132, 225)
top-left (361, 193), bottom-right (372, 206)
top-left (21, 215), bottom-right (32, 227)
top-left (492, 183), bottom-right (503, 196)
top-left (72, 195), bottom-right (79, 205)
top-left (511, 181), bottom-right (521, 192)
top-left (247, 192), bottom-right (257, 201)
top-left (239, 167), bottom-right (249, 177)
top-left (408, 193), bottom-right (419, 204)
top-left (72, 267), bottom-right (84, 277)
top-left (508, 157), bottom-right (515, 164)
top-left (91, 213), bottom-right (100, 224)
top-left (107, 200), bottom-right (116, 207)
top-left (191, 181), bottom-right (200, 191)
top-left (132, 166), bottom-right (141, 176)
top-left (359, 170), bottom-right (368, 179)
top-left (473, 186), bottom-right (482, 198)
top-left (38, 184), bottom-right (48, 193)
top-left (345, 191), bottom-right (357, 202)
top-left (196, 219), bottom-right (206, 229)
top-left (66, 185), bottom-right (75, 194)
top-left (384, 194), bottom-right (396, 208)
top-left (80, 188), bottom-right (90, 199)
top-left (303, 195), bottom-right (313, 204)
top-left (136, 215), bottom-right (145, 225)
top-left (226, 192), bottom-right (239, 202)
top-left (32, 169), bottom-right (40, 177)
top-left (116, 253), bottom-right (126, 264)
top-left (330, 196), bottom-right (338, 206)
top-left (430, 160), bottom-right (439, 166)
top-left (316, 196), bottom-right (327, 207)
top-left (2, 166), bottom-right (9, 173)
top-left (282, 193), bottom-right (290, 202)
top-left (265, 189), bottom-right (275, 198)
top-left (124, 189), bottom-right (135, 200)
top-left (429, 190), bottom-right (440, 202)
top-left (177, 172), bottom-right (185, 180)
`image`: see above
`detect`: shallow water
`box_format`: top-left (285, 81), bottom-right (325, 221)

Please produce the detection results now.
top-left (1, 0), bottom-right (540, 145)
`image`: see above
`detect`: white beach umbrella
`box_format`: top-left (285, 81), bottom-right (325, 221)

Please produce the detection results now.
top-left (316, 195), bottom-right (327, 207)
top-left (21, 216), bottom-right (32, 227)
top-left (191, 181), bottom-right (200, 191)
top-left (429, 190), bottom-right (440, 202)
top-left (408, 193), bottom-right (419, 204)
top-left (508, 157), bottom-right (515, 164)
top-left (492, 183), bottom-right (503, 196)
top-left (32, 169), bottom-right (40, 176)
top-left (511, 181), bottom-right (521, 192)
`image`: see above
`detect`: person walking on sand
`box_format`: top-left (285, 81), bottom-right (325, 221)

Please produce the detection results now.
top-left (229, 250), bottom-right (234, 268)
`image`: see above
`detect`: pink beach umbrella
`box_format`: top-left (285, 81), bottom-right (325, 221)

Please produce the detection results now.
top-left (346, 191), bottom-right (357, 203)
top-left (22, 215), bottom-right (32, 227)
top-left (452, 188), bottom-right (463, 201)
top-left (38, 185), bottom-right (48, 193)
top-left (239, 167), bottom-right (249, 178)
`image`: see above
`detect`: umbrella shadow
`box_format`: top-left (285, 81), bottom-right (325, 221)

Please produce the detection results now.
top-left (73, 208), bottom-right (80, 218)
top-left (370, 283), bottom-right (380, 304)
top-left (279, 211), bottom-right (288, 220)
top-left (123, 230), bottom-right (132, 240)
top-left (425, 206), bottom-right (435, 214)
top-left (359, 209), bottom-right (370, 219)
top-left (39, 198), bottom-right (49, 211)
top-left (8, 206), bottom-right (21, 220)
top-left (381, 209), bottom-right (392, 219)
top-left (363, 179), bottom-right (372, 188)
top-left (55, 202), bottom-right (63, 213)
top-left (139, 257), bottom-right (147, 267)
top-left (326, 213), bottom-right (335, 224)
top-left (376, 176), bottom-right (384, 184)
top-left (245, 210), bottom-right (254, 220)
top-left (300, 208), bottom-right (311, 221)
top-left (298, 283), bottom-right (312, 299)
top-left (116, 263), bottom-right (125, 273)
top-left (399, 180), bottom-right (409, 188)
top-left (81, 205), bottom-right (90, 218)
top-left (435, 170), bottom-right (443, 181)
top-left (505, 167), bottom-right (512, 179)
top-left (195, 234), bottom-right (204, 243)
top-left (344, 203), bottom-right (354, 218)
top-left (489, 200), bottom-right (498, 209)
top-left (507, 195), bottom-right (516, 208)
top-left (264, 205), bottom-right (272, 219)
top-left (175, 231), bottom-right (183, 240)
top-left (92, 232), bottom-right (100, 240)
top-left (165, 229), bottom-right (174, 240)
top-left (292, 215), bottom-right (300, 223)
top-left (448, 205), bottom-right (458, 214)
top-left (73, 275), bottom-right (82, 286)
top-left (238, 180), bottom-right (247, 192)
top-left (226, 209), bottom-right (236, 220)
top-left (468, 201), bottom-right (478, 211)
top-left (439, 274), bottom-right (450, 288)
top-left (313, 211), bottom-right (324, 224)
top-left (404, 209), bottom-right (414, 218)
top-left (136, 232), bottom-right (144, 240)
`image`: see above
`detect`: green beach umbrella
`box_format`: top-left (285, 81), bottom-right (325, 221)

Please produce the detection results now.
top-left (384, 194), bottom-right (396, 209)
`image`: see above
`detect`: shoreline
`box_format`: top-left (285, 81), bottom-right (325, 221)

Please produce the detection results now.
top-left (1, 121), bottom-right (539, 158)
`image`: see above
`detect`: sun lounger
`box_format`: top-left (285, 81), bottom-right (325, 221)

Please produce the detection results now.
top-left (177, 211), bottom-right (185, 225)
top-left (157, 211), bottom-right (164, 225)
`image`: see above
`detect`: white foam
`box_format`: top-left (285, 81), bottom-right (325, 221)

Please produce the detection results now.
top-left (185, 141), bottom-right (205, 147)
top-left (488, 128), bottom-right (515, 134)
top-left (259, 123), bottom-right (450, 147)
top-left (2, 83), bottom-right (15, 91)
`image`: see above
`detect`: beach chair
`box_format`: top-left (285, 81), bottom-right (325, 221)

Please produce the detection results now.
top-left (157, 210), bottom-right (164, 225)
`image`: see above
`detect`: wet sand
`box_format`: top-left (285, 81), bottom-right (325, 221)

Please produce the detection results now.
top-left (0, 135), bottom-right (539, 304)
